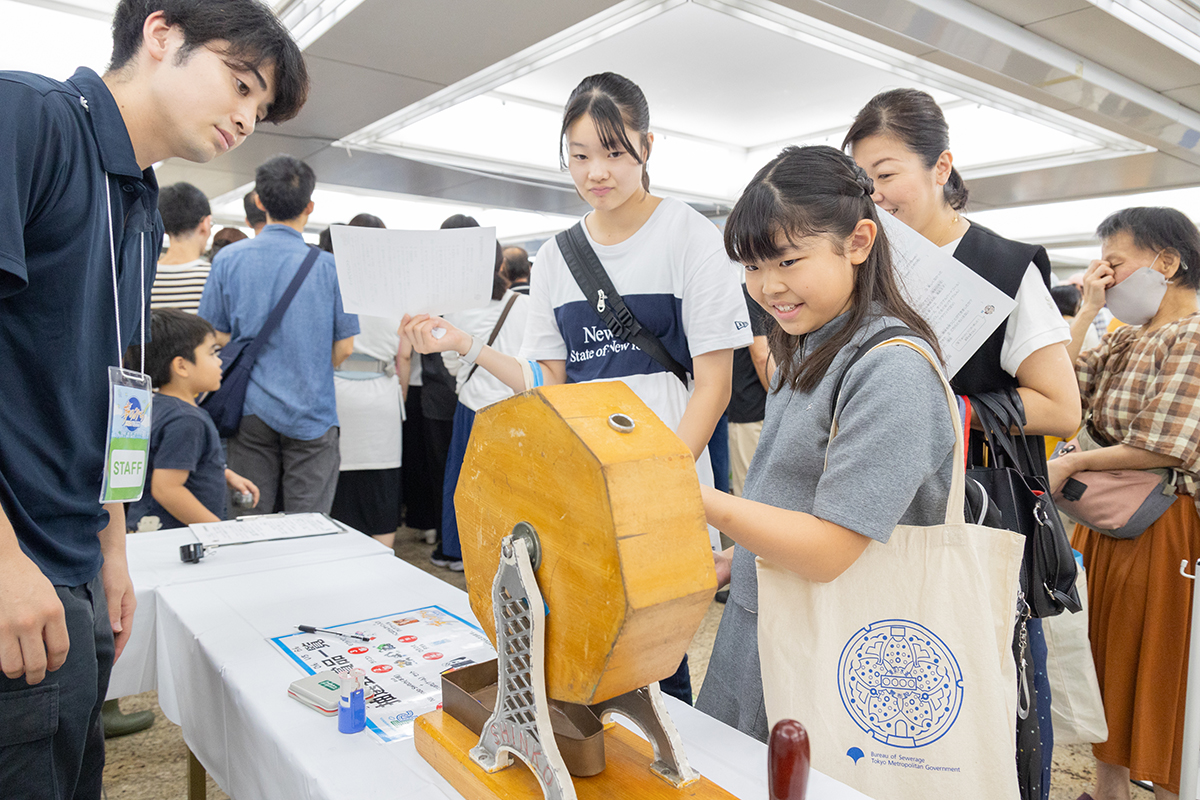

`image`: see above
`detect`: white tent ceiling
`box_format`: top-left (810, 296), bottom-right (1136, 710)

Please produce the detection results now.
top-left (8, 0), bottom-right (1200, 261)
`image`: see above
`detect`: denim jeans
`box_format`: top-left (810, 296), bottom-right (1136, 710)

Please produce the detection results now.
top-left (0, 576), bottom-right (114, 800)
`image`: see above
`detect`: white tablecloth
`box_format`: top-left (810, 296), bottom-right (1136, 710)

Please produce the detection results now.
top-left (108, 528), bottom-right (391, 699)
top-left (144, 554), bottom-right (871, 800)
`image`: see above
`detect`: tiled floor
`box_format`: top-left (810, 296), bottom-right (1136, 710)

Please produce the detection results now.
top-left (100, 526), bottom-right (1119, 799)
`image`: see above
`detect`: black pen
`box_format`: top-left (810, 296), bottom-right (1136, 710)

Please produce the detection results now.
top-left (298, 624), bottom-right (370, 643)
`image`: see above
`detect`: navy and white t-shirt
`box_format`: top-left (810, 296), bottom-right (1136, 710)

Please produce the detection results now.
top-left (521, 197), bottom-right (752, 458)
top-left (127, 395), bottom-right (227, 531)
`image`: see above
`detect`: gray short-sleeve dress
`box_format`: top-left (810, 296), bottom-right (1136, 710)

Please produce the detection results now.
top-left (694, 312), bottom-right (956, 740)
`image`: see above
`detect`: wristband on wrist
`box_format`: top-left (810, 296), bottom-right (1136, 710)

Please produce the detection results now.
top-left (460, 335), bottom-right (485, 364)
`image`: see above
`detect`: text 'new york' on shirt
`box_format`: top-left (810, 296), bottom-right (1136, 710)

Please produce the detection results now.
top-left (519, 197), bottom-right (753, 435)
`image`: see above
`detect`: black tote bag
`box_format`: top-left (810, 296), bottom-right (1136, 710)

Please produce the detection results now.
top-left (966, 390), bottom-right (1081, 619)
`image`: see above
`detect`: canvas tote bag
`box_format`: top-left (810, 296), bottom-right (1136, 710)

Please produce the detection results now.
top-left (758, 338), bottom-right (1025, 800)
top-left (1041, 560), bottom-right (1108, 744)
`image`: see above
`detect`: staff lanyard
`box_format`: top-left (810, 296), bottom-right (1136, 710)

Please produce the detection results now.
top-left (104, 174), bottom-right (146, 373)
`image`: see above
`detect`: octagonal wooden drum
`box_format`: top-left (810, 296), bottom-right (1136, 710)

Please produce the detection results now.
top-left (455, 381), bottom-right (717, 706)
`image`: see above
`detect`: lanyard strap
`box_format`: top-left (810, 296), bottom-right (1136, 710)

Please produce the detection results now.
top-left (104, 174), bottom-right (146, 374)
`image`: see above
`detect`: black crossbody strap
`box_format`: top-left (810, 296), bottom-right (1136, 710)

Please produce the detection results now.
top-left (556, 223), bottom-right (690, 387)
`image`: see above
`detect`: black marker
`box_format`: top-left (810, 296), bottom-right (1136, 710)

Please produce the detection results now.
top-left (298, 625), bottom-right (370, 643)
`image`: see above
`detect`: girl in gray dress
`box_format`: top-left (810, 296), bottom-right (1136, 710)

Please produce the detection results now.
top-left (695, 145), bottom-right (957, 740)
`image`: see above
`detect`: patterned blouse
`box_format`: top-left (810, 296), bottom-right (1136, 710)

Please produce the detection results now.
top-left (1075, 313), bottom-right (1200, 497)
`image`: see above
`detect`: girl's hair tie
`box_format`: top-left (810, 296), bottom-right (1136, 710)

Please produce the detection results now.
top-left (852, 167), bottom-right (874, 198)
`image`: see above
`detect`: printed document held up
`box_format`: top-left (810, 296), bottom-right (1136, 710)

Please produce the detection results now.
top-left (879, 212), bottom-right (1016, 378)
top-left (330, 225), bottom-right (495, 317)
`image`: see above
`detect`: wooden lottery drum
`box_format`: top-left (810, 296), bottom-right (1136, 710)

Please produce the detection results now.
top-left (455, 381), bottom-right (716, 706)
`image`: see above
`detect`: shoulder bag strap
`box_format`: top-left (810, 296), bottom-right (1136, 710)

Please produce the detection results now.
top-left (464, 293), bottom-right (519, 384)
top-left (240, 245), bottom-right (321, 364)
top-left (825, 335), bottom-right (967, 526)
top-left (556, 223), bottom-right (690, 387)
top-left (828, 326), bottom-right (916, 419)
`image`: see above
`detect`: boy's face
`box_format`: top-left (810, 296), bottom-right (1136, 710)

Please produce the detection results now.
top-left (152, 28), bottom-right (277, 163)
top-left (186, 333), bottom-right (224, 394)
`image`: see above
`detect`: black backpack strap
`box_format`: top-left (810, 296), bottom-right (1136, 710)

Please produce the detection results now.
top-left (828, 326), bottom-right (918, 419)
top-left (242, 245), bottom-right (321, 363)
top-left (556, 223), bottom-right (690, 387)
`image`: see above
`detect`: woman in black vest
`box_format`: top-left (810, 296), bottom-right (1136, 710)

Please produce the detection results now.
top-left (844, 89), bottom-right (1082, 800)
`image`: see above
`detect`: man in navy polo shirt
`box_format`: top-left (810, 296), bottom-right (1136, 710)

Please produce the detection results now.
top-left (0, 2), bottom-right (307, 797)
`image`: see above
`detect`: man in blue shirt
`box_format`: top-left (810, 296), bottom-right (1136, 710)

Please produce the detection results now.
top-left (200, 155), bottom-right (358, 515)
top-left (0, 2), bottom-right (307, 796)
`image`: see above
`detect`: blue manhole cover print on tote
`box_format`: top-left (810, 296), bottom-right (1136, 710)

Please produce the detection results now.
top-left (838, 620), bottom-right (964, 747)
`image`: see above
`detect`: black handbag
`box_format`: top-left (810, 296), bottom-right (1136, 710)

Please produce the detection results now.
top-left (966, 390), bottom-right (1081, 619)
top-left (201, 246), bottom-right (320, 437)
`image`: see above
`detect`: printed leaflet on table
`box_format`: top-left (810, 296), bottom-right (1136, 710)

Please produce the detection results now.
top-left (271, 606), bottom-right (495, 743)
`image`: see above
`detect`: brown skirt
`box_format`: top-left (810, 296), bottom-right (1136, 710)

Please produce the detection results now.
top-left (1072, 496), bottom-right (1200, 794)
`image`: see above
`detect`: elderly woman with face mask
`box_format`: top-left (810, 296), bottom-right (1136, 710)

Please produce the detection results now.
top-left (1049, 207), bottom-right (1200, 800)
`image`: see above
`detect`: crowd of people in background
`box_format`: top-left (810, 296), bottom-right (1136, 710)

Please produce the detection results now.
top-left (4, 2), bottom-right (1194, 793)
top-left (130, 78), bottom-right (1200, 800)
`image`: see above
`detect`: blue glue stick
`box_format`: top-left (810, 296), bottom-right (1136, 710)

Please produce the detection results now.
top-left (338, 668), bottom-right (366, 734)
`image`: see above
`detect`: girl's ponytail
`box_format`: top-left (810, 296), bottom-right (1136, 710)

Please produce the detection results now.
top-left (944, 167), bottom-right (969, 211)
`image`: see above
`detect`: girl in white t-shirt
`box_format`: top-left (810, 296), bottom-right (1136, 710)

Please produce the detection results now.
top-left (402, 72), bottom-right (751, 704)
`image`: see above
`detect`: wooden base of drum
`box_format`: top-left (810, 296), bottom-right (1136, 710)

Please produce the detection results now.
top-left (415, 709), bottom-right (738, 800)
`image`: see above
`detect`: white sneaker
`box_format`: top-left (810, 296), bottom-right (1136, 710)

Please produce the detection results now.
top-left (419, 528), bottom-right (437, 544)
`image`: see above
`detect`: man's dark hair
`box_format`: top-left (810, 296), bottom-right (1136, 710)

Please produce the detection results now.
top-left (244, 191), bottom-right (266, 227)
top-left (1049, 285), bottom-right (1082, 318)
top-left (349, 213), bottom-right (385, 229)
top-left (502, 247), bottom-right (531, 282)
top-left (158, 182), bottom-right (211, 236)
top-left (255, 155), bottom-right (316, 221)
top-left (108, 0), bottom-right (309, 123)
top-left (141, 308), bottom-right (215, 389)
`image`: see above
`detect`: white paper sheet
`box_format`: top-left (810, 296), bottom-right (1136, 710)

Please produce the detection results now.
top-left (879, 212), bottom-right (1016, 378)
top-left (189, 513), bottom-right (343, 548)
top-left (330, 225), bottom-right (495, 317)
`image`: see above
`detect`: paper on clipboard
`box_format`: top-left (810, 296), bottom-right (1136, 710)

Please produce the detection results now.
top-left (879, 212), bottom-right (1016, 378)
top-left (189, 513), bottom-right (343, 547)
top-left (330, 225), bottom-right (496, 317)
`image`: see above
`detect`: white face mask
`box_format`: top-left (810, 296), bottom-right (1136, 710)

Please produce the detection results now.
top-left (1104, 254), bottom-right (1168, 326)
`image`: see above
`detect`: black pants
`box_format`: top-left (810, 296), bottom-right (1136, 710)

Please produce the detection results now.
top-left (659, 654), bottom-right (693, 705)
top-left (0, 576), bottom-right (114, 800)
top-left (402, 387), bottom-right (439, 530)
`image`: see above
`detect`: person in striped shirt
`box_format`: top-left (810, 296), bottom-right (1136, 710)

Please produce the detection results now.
top-left (153, 182), bottom-right (213, 313)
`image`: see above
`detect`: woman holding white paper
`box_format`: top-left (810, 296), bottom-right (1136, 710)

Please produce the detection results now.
top-left (401, 72), bottom-right (752, 705)
top-left (843, 89), bottom-right (1079, 438)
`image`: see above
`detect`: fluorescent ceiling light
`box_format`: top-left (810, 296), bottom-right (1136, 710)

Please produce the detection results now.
top-left (276, 0), bottom-right (367, 50)
top-left (210, 183), bottom-right (579, 243)
top-left (378, 92), bottom-right (1141, 204)
top-left (345, 0), bottom-right (680, 143)
top-left (0, 0), bottom-right (113, 77)
top-left (970, 185), bottom-right (1200, 247)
